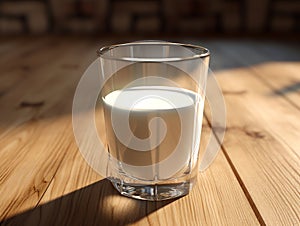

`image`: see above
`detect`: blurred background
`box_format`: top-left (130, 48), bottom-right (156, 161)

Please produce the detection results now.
top-left (0, 0), bottom-right (299, 37)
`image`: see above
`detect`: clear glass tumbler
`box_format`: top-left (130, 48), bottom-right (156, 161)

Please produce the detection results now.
top-left (97, 41), bottom-right (210, 201)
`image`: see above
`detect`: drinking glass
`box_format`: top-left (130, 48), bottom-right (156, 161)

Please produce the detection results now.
top-left (97, 41), bottom-right (209, 201)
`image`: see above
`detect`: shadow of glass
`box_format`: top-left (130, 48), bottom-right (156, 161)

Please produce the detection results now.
top-left (1, 179), bottom-right (176, 226)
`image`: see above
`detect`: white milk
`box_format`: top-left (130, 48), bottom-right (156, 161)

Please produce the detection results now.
top-left (102, 86), bottom-right (203, 180)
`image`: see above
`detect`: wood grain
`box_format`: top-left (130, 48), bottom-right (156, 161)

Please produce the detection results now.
top-left (140, 118), bottom-right (260, 226)
top-left (0, 38), bottom-right (95, 220)
top-left (2, 117), bottom-right (259, 226)
top-left (0, 38), bottom-right (299, 226)
top-left (203, 41), bottom-right (300, 225)
top-left (215, 41), bottom-right (300, 109)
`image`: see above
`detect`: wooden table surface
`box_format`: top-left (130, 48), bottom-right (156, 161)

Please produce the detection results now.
top-left (0, 37), bottom-right (299, 226)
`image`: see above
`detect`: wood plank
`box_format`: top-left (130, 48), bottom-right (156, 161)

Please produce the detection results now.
top-left (1, 38), bottom-right (299, 225)
top-left (0, 38), bottom-right (94, 135)
top-left (139, 119), bottom-right (260, 226)
top-left (202, 42), bottom-right (300, 225)
top-left (1, 110), bottom-right (259, 225)
top-left (214, 41), bottom-right (300, 153)
top-left (0, 37), bottom-right (78, 102)
top-left (0, 39), bottom-right (96, 220)
top-left (227, 41), bottom-right (300, 109)
top-left (0, 37), bottom-right (50, 67)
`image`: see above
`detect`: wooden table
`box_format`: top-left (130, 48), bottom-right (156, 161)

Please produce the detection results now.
top-left (0, 37), bottom-right (299, 225)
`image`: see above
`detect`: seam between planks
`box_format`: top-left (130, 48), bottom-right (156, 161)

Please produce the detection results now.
top-left (204, 114), bottom-right (266, 226)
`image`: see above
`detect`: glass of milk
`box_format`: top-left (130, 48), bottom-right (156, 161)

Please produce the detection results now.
top-left (97, 41), bottom-right (209, 201)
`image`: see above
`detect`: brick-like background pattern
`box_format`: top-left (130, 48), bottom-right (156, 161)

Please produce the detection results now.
top-left (0, 0), bottom-right (299, 34)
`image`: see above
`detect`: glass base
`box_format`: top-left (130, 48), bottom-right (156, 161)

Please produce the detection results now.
top-left (110, 178), bottom-right (191, 201)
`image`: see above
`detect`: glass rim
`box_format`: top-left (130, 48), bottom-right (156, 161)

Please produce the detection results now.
top-left (97, 40), bottom-right (210, 62)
